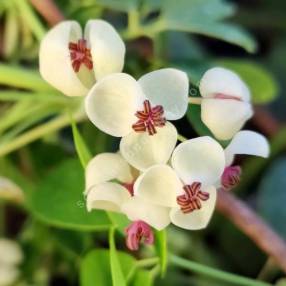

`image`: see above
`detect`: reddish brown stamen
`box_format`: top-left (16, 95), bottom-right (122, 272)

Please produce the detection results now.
top-left (69, 39), bottom-right (93, 72)
top-left (221, 165), bottom-right (242, 191)
top-left (132, 100), bottom-right (166, 135)
top-left (214, 93), bottom-right (242, 101)
top-left (177, 182), bottom-right (209, 213)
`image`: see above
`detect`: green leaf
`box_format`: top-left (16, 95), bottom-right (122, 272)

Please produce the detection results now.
top-left (96, 0), bottom-right (139, 12)
top-left (160, 0), bottom-right (257, 52)
top-left (258, 158), bottom-right (286, 239)
top-left (215, 59), bottom-right (279, 104)
top-left (131, 270), bottom-right (154, 286)
top-left (28, 159), bottom-right (111, 231)
top-left (109, 228), bottom-right (127, 286)
top-left (80, 249), bottom-right (135, 286)
top-left (71, 118), bottom-right (92, 169)
top-left (155, 230), bottom-right (168, 277)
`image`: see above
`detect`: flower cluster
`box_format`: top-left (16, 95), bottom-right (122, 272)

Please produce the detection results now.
top-left (40, 20), bottom-right (270, 251)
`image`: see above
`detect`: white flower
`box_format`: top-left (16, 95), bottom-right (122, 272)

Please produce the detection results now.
top-left (220, 130), bottom-right (270, 190)
top-left (0, 239), bottom-right (23, 286)
top-left (199, 67), bottom-right (253, 140)
top-left (224, 130), bottom-right (270, 166)
top-left (39, 20), bottom-right (125, 97)
top-left (85, 153), bottom-right (171, 230)
top-left (85, 68), bottom-right (189, 170)
top-left (133, 136), bottom-right (225, 230)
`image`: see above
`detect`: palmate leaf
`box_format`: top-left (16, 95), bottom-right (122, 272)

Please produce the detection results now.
top-left (159, 0), bottom-right (257, 52)
top-left (80, 249), bottom-right (135, 286)
top-left (28, 159), bottom-right (111, 231)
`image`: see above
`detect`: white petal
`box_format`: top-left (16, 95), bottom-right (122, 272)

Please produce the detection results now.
top-left (199, 67), bottom-right (250, 101)
top-left (121, 197), bottom-right (170, 230)
top-left (85, 73), bottom-right (145, 137)
top-left (201, 98), bottom-right (253, 140)
top-left (0, 266), bottom-right (19, 286)
top-left (85, 20), bottom-right (125, 80)
top-left (134, 165), bottom-right (182, 207)
top-left (39, 21), bottom-right (89, 97)
top-left (120, 122), bottom-right (177, 171)
top-left (87, 182), bottom-right (130, 213)
top-left (171, 136), bottom-right (225, 187)
top-left (170, 186), bottom-right (216, 230)
top-left (0, 239), bottom-right (23, 266)
top-left (85, 153), bottom-right (133, 194)
top-left (224, 130), bottom-right (270, 166)
top-left (138, 68), bottom-right (189, 120)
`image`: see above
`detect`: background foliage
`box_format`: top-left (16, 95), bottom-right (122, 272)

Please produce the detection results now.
top-left (0, 0), bottom-right (286, 285)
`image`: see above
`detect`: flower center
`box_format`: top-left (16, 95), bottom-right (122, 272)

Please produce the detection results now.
top-left (125, 220), bottom-right (154, 251)
top-left (177, 182), bottom-right (209, 213)
top-left (221, 165), bottom-right (241, 191)
top-left (214, 93), bottom-right (242, 101)
top-left (69, 39), bottom-right (93, 72)
top-left (122, 181), bottom-right (134, 196)
top-left (132, 100), bottom-right (166, 136)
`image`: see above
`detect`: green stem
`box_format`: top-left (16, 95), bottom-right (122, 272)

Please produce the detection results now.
top-left (136, 257), bottom-right (159, 268)
top-left (170, 255), bottom-right (271, 286)
top-left (177, 134), bottom-right (188, 142)
top-left (0, 64), bottom-right (53, 92)
top-left (189, 97), bottom-right (202, 105)
top-left (0, 111), bottom-right (86, 157)
top-left (13, 0), bottom-right (46, 41)
top-left (0, 91), bottom-right (65, 102)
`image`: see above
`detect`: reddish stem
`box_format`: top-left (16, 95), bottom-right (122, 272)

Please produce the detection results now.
top-left (29, 0), bottom-right (64, 26)
top-left (217, 190), bottom-right (286, 273)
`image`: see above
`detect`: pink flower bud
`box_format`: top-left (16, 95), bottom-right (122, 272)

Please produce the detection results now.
top-left (221, 166), bottom-right (242, 191)
top-left (125, 220), bottom-right (154, 251)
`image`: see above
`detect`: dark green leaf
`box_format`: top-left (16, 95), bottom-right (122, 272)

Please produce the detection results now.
top-left (80, 249), bottom-right (135, 286)
top-left (258, 158), bottom-right (286, 239)
top-left (97, 0), bottom-right (138, 12)
top-left (160, 0), bottom-right (257, 52)
top-left (28, 159), bottom-right (111, 231)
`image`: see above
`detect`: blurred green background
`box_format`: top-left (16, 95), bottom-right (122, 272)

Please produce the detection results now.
top-left (0, 0), bottom-right (286, 285)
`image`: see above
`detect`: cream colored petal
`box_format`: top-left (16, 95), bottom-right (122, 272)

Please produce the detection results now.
top-left (121, 196), bottom-right (170, 230)
top-left (120, 122), bottom-right (177, 171)
top-left (85, 153), bottom-right (133, 194)
top-left (85, 20), bottom-right (125, 80)
top-left (138, 68), bottom-right (189, 120)
top-left (170, 186), bottom-right (216, 230)
top-left (201, 98), bottom-right (253, 140)
top-left (85, 73), bottom-right (145, 137)
top-left (171, 136), bottom-right (225, 187)
top-left (224, 130), bottom-right (270, 166)
top-left (0, 239), bottom-right (23, 266)
top-left (199, 67), bottom-right (250, 101)
top-left (39, 21), bottom-right (89, 97)
top-left (0, 266), bottom-right (19, 286)
top-left (86, 182), bottom-right (130, 213)
top-left (134, 165), bottom-right (183, 207)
